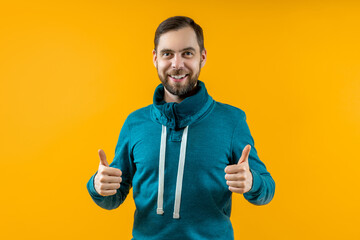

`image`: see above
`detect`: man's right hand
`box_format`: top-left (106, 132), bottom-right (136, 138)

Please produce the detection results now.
top-left (94, 149), bottom-right (122, 196)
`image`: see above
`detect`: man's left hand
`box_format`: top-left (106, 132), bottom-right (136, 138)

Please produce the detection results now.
top-left (224, 144), bottom-right (253, 194)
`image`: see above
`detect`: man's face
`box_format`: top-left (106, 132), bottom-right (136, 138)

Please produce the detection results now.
top-left (153, 27), bottom-right (207, 98)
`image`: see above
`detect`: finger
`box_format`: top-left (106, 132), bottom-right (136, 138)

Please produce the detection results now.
top-left (98, 149), bottom-right (109, 167)
top-left (238, 144), bottom-right (251, 165)
top-left (228, 186), bottom-right (246, 194)
top-left (101, 167), bottom-right (122, 177)
top-left (225, 173), bottom-right (246, 181)
top-left (99, 183), bottom-right (121, 191)
top-left (98, 175), bottom-right (122, 184)
top-left (226, 180), bottom-right (246, 188)
top-left (225, 164), bottom-right (247, 174)
top-left (99, 189), bottom-right (117, 196)
top-left (224, 165), bottom-right (240, 174)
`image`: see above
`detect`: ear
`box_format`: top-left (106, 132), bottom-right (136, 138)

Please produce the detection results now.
top-left (152, 49), bottom-right (157, 68)
top-left (200, 48), bottom-right (207, 68)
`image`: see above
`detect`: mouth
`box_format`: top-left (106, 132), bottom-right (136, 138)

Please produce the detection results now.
top-left (168, 74), bottom-right (189, 82)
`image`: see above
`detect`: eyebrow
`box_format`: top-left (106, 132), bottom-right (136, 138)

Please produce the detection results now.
top-left (159, 47), bottom-right (196, 54)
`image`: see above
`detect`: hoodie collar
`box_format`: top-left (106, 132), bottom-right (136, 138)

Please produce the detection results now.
top-left (151, 80), bottom-right (214, 130)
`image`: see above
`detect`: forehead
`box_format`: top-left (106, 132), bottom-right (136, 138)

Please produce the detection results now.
top-left (158, 26), bottom-right (199, 52)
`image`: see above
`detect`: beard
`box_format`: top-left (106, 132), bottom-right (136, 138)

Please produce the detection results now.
top-left (156, 62), bottom-right (201, 98)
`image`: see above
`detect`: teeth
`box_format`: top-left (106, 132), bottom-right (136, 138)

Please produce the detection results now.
top-left (170, 74), bottom-right (187, 79)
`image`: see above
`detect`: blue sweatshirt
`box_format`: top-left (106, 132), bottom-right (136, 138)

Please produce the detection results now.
top-left (87, 80), bottom-right (275, 240)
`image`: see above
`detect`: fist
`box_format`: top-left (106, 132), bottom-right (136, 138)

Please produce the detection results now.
top-left (224, 144), bottom-right (253, 194)
top-left (94, 149), bottom-right (122, 196)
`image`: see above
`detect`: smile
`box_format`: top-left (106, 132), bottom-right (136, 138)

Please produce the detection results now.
top-left (169, 74), bottom-right (189, 82)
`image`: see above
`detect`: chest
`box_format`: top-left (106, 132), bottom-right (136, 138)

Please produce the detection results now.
top-left (131, 122), bottom-right (233, 187)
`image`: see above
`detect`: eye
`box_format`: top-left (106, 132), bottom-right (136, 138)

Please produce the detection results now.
top-left (184, 52), bottom-right (193, 56)
top-left (162, 52), bottom-right (171, 57)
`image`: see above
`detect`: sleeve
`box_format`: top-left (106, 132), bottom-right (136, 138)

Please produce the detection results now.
top-left (231, 111), bottom-right (275, 205)
top-left (86, 116), bottom-right (135, 210)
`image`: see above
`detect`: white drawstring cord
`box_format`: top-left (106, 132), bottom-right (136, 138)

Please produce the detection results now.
top-left (156, 125), bottom-right (189, 219)
top-left (173, 125), bottom-right (188, 219)
top-left (157, 125), bottom-right (167, 215)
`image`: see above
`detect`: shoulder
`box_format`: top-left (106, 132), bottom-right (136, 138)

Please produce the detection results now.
top-left (127, 104), bottom-right (152, 119)
top-left (122, 104), bottom-right (153, 127)
top-left (213, 101), bottom-right (246, 120)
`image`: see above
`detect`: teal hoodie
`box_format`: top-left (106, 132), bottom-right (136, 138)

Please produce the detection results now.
top-left (87, 80), bottom-right (275, 240)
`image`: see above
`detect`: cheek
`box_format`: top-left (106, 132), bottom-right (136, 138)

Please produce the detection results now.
top-left (187, 61), bottom-right (200, 73)
top-left (157, 61), bottom-right (170, 72)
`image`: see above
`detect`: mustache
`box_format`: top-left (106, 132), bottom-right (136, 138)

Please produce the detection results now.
top-left (168, 69), bottom-right (190, 75)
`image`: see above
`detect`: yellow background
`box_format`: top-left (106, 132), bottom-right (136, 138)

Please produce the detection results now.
top-left (1, 0), bottom-right (359, 239)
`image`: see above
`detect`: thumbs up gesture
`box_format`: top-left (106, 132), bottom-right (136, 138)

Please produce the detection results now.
top-left (94, 149), bottom-right (122, 196)
top-left (224, 145), bottom-right (253, 194)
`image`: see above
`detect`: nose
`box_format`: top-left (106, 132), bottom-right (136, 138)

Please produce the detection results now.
top-left (171, 54), bottom-right (185, 69)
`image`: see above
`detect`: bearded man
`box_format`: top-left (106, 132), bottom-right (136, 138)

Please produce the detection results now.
top-left (87, 16), bottom-right (275, 240)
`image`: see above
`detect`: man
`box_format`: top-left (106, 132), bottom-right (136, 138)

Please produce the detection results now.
top-left (87, 16), bottom-right (275, 239)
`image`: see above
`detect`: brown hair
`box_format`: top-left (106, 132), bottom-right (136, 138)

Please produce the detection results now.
top-left (154, 16), bottom-right (205, 53)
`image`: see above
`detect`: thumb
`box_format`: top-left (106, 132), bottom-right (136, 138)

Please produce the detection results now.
top-left (98, 149), bottom-right (109, 167)
top-left (238, 144), bottom-right (251, 165)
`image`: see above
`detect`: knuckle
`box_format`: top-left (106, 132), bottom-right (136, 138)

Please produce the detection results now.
top-left (233, 174), bottom-right (240, 181)
top-left (238, 175), bottom-right (245, 181)
top-left (99, 176), bottom-right (106, 183)
top-left (97, 169), bottom-right (105, 177)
